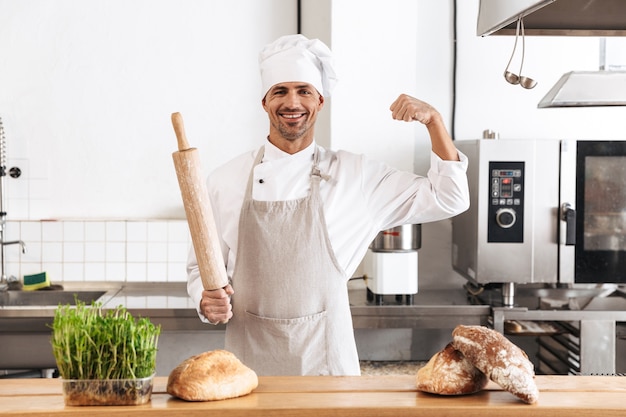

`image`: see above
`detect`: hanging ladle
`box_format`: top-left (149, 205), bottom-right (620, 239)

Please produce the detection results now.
top-left (503, 17), bottom-right (522, 85)
top-left (503, 17), bottom-right (537, 89)
top-left (518, 18), bottom-right (537, 89)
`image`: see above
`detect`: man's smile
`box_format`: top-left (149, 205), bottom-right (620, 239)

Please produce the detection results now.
top-left (280, 112), bottom-right (307, 120)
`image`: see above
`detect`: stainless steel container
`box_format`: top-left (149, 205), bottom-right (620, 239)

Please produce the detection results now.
top-left (370, 224), bottom-right (421, 253)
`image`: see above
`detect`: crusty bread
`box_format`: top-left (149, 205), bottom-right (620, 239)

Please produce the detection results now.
top-left (416, 342), bottom-right (488, 395)
top-left (167, 350), bottom-right (258, 401)
top-left (452, 325), bottom-right (539, 404)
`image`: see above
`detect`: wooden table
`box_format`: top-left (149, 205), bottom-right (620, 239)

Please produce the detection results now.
top-left (1, 375), bottom-right (625, 416)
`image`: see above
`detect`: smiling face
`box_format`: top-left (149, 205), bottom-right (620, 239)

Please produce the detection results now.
top-left (262, 82), bottom-right (324, 154)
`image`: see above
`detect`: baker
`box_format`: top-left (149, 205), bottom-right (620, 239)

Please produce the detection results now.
top-left (187, 34), bottom-right (470, 376)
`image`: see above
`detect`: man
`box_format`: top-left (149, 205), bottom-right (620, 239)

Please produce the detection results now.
top-left (187, 34), bottom-right (469, 376)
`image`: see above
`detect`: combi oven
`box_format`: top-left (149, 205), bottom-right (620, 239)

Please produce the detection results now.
top-left (452, 138), bottom-right (626, 290)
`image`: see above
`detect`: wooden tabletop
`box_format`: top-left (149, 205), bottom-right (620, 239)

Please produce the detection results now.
top-left (1, 375), bottom-right (625, 416)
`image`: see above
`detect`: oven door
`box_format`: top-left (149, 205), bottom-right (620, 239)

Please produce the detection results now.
top-left (560, 140), bottom-right (626, 283)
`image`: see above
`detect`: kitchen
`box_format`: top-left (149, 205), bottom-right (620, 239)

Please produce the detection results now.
top-left (1, 0), bottom-right (626, 414)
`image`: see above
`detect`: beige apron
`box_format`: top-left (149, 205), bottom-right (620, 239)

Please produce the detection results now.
top-left (224, 146), bottom-right (360, 376)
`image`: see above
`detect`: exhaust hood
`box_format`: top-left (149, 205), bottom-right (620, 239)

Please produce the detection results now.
top-left (538, 37), bottom-right (626, 108)
top-left (537, 71), bottom-right (626, 108)
top-left (477, 0), bottom-right (626, 37)
top-left (478, 0), bottom-right (626, 107)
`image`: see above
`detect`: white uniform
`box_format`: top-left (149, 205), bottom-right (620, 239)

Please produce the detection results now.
top-left (187, 139), bottom-right (469, 323)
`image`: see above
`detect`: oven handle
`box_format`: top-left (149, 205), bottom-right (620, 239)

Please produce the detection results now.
top-left (561, 203), bottom-right (576, 246)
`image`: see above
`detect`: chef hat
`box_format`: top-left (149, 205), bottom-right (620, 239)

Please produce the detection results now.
top-left (259, 34), bottom-right (338, 98)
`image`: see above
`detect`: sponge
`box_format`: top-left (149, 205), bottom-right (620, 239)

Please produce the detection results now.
top-left (23, 272), bottom-right (50, 291)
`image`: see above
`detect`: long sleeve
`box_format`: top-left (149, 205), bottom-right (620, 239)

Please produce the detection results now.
top-left (186, 141), bottom-right (469, 318)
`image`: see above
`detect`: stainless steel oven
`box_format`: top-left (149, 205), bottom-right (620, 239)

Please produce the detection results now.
top-left (452, 138), bottom-right (626, 287)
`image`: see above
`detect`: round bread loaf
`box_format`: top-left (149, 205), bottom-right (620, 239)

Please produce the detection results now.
top-left (452, 325), bottom-right (539, 404)
top-left (167, 350), bottom-right (258, 401)
top-left (416, 342), bottom-right (488, 395)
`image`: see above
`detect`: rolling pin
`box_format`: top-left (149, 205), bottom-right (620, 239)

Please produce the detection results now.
top-left (171, 112), bottom-right (229, 291)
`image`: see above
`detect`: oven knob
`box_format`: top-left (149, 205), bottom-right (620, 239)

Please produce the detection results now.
top-left (495, 208), bottom-right (516, 228)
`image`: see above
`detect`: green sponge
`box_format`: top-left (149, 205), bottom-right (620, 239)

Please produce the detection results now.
top-left (23, 272), bottom-right (50, 291)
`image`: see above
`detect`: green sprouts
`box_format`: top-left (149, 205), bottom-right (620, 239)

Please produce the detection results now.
top-left (50, 300), bottom-right (161, 380)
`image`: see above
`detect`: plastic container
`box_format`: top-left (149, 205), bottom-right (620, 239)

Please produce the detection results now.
top-left (61, 375), bottom-right (154, 406)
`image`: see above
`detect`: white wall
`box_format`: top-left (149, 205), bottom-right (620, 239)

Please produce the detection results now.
top-left (301, 0), bottom-right (425, 173)
top-left (0, 0), bottom-right (296, 220)
top-left (328, 0), bottom-right (420, 172)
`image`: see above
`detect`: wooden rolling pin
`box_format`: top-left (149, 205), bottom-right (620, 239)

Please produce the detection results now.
top-left (171, 112), bottom-right (229, 291)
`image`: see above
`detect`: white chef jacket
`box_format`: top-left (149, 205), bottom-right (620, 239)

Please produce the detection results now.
top-left (187, 139), bottom-right (469, 318)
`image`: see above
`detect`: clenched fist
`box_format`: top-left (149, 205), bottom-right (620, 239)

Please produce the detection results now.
top-left (389, 93), bottom-right (440, 125)
top-left (200, 284), bottom-right (234, 324)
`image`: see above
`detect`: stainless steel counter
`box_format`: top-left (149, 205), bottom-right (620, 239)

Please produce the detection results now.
top-left (0, 280), bottom-right (491, 330)
top-left (2, 280), bottom-right (625, 375)
top-left (0, 280), bottom-right (489, 371)
top-left (348, 280), bottom-right (490, 329)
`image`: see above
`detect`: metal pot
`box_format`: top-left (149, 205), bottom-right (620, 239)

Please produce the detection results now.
top-left (370, 224), bottom-right (421, 253)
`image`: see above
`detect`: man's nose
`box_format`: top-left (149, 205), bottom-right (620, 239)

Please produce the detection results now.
top-left (284, 90), bottom-right (301, 106)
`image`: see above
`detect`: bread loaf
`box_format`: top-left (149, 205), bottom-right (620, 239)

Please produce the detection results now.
top-left (452, 325), bottom-right (539, 404)
top-left (167, 350), bottom-right (258, 401)
top-left (416, 342), bottom-right (488, 395)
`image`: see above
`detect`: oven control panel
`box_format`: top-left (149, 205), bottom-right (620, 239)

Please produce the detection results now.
top-left (488, 161), bottom-right (525, 243)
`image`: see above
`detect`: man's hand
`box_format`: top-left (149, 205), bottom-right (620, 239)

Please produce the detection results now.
top-left (389, 93), bottom-right (459, 161)
top-left (389, 94), bottom-right (439, 125)
top-left (200, 284), bottom-right (234, 324)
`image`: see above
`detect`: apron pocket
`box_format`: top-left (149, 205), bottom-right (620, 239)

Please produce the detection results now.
top-left (243, 310), bottom-right (329, 376)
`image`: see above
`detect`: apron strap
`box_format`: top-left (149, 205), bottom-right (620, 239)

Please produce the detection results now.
top-left (311, 147), bottom-right (331, 182)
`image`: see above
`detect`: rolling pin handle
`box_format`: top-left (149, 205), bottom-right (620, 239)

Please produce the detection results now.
top-left (171, 112), bottom-right (191, 151)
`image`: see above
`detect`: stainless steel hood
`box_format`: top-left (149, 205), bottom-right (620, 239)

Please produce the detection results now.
top-left (478, 0), bottom-right (626, 36)
top-left (537, 71), bottom-right (626, 107)
top-left (538, 37), bottom-right (626, 108)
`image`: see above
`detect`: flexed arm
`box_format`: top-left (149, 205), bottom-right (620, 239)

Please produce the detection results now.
top-left (389, 94), bottom-right (459, 161)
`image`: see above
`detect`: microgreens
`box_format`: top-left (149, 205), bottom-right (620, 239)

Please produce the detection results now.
top-left (50, 300), bottom-right (161, 380)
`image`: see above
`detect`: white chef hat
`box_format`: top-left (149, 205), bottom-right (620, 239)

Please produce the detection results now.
top-left (259, 34), bottom-right (338, 98)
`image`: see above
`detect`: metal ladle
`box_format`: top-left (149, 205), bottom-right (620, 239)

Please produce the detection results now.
top-left (503, 17), bottom-right (522, 85)
top-left (518, 18), bottom-right (537, 89)
top-left (503, 17), bottom-right (537, 89)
